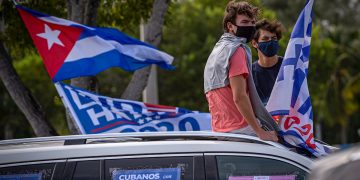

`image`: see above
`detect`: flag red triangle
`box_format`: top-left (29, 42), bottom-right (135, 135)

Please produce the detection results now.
top-left (17, 8), bottom-right (83, 79)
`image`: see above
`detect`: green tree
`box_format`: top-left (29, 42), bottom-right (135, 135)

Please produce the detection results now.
top-left (0, 0), bottom-right (169, 138)
top-left (158, 0), bottom-right (277, 111)
top-left (0, 0), bottom-right (64, 137)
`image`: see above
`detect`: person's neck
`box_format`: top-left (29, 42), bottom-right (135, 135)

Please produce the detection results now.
top-left (258, 54), bottom-right (278, 68)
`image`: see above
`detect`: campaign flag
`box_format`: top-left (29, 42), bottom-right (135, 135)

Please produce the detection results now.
top-left (55, 82), bottom-right (211, 134)
top-left (266, 0), bottom-right (329, 157)
top-left (16, 5), bottom-right (174, 82)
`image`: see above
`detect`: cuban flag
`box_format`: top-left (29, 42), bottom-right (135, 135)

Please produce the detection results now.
top-left (16, 5), bottom-right (174, 82)
top-left (55, 82), bottom-right (211, 134)
top-left (266, 0), bottom-right (329, 157)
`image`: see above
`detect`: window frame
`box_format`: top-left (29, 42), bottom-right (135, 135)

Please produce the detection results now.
top-left (0, 160), bottom-right (66, 169)
top-left (63, 153), bottom-right (205, 180)
top-left (0, 160), bottom-right (66, 180)
top-left (204, 153), bottom-right (311, 180)
top-left (63, 160), bottom-right (103, 180)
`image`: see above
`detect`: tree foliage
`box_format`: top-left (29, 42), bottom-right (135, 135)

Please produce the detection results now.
top-left (0, 0), bottom-right (155, 138)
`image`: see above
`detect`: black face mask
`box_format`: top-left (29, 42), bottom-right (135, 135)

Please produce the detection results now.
top-left (257, 40), bottom-right (280, 57)
top-left (234, 25), bottom-right (256, 43)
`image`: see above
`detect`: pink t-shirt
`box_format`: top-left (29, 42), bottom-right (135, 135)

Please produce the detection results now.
top-left (206, 47), bottom-right (249, 132)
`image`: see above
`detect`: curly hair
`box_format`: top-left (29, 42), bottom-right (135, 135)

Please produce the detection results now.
top-left (223, 1), bottom-right (259, 32)
top-left (253, 19), bottom-right (284, 41)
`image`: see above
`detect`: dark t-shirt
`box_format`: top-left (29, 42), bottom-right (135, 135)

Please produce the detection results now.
top-left (252, 57), bottom-right (283, 105)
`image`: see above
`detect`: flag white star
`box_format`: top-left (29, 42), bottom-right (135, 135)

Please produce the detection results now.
top-left (138, 119), bottom-right (145, 124)
top-left (37, 24), bottom-right (64, 50)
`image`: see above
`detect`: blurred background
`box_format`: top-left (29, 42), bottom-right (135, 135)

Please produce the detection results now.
top-left (0, 0), bottom-right (359, 147)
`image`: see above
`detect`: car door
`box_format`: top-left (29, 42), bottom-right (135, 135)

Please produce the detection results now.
top-left (0, 161), bottom-right (66, 180)
top-left (65, 153), bottom-right (205, 180)
top-left (62, 160), bottom-right (102, 180)
top-left (104, 154), bottom-right (205, 180)
top-left (204, 153), bottom-right (310, 180)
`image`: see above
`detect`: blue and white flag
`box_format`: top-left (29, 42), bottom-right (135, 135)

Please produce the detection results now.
top-left (17, 5), bottom-right (174, 82)
top-left (55, 83), bottom-right (211, 134)
top-left (266, 0), bottom-right (329, 157)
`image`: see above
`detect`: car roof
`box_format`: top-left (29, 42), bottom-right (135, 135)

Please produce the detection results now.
top-left (0, 131), bottom-right (284, 148)
top-left (0, 131), bottom-right (313, 169)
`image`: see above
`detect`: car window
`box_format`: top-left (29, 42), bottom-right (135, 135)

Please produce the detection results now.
top-left (105, 156), bottom-right (195, 180)
top-left (0, 163), bottom-right (55, 180)
top-left (72, 160), bottom-right (101, 180)
top-left (216, 156), bottom-right (308, 180)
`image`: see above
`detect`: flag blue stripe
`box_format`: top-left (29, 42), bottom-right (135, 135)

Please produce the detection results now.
top-left (277, 44), bottom-right (302, 81)
top-left (291, 69), bottom-right (306, 108)
top-left (290, 11), bottom-right (305, 38)
top-left (54, 50), bottom-right (120, 81)
top-left (53, 49), bottom-right (174, 82)
top-left (16, 5), bottom-right (50, 17)
top-left (298, 96), bottom-right (312, 115)
top-left (306, 15), bottom-right (312, 37)
top-left (302, 46), bottom-right (310, 62)
top-left (269, 110), bottom-right (289, 116)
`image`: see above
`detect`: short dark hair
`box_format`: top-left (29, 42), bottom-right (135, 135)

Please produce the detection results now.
top-left (223, 1), bottom-right (259, 33)
top-left (253, 19), bottom-right (284, 41)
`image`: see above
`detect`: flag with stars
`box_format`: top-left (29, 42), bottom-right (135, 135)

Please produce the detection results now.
top-left (266, 0), bottom-right (329, 157)
top-left (16, 5), bottom-right (174, 82)
top-left (55, 82), bottom-right (211, 134)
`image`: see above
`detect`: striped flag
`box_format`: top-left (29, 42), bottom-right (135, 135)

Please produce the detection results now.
top-left (55, 82), bottom-right (211, 134)
top-left (17, 5), bottom-right (174, 82)
top-left (266, 0), bottom-right (329, 157)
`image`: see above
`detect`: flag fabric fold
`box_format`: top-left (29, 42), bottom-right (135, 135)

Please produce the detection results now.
top-left (17, 5), bottom-right (174, 82)
top-left (55, 82), bottom-right (211, 134)
top-left (266, 0), bottom-right (329, 157)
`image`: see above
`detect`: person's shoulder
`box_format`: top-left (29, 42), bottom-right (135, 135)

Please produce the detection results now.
top-left (235, 46), bottom-right (246, 54)
top-left (230, 46), bottom-right (246, 60)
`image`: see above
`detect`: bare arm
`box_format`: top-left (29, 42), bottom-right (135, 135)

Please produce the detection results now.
top-left (229, 75), bottom-right (278, 141)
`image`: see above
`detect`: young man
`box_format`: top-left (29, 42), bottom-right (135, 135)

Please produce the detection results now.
top-left (251, 19), bottom-right (284, 105)
top-left (204, 1), bottom-right (278, 141)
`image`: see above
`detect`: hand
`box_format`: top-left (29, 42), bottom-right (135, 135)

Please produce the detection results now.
top-left (256, 130), bottom-right (278, 142)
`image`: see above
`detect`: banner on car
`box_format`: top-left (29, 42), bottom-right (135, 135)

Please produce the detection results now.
top-left (55, 82), bottom-right (211, 134)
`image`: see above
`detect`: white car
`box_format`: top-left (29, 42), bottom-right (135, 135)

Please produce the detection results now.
top-left (0, 132), bottom-right (313, 180)
top-left (309, 144), bottom-right (360, 180)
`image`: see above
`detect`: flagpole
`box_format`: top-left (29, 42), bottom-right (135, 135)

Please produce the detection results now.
top-left (54, 83), bottom-right (85, 134)
top-left (11, 0), bottom-right (18, 5)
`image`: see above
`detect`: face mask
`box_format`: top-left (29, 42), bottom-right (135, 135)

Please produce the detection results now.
top-left (257, 40), bottom-right (279, 57)
top-left (234, 25), bottom-right (256, 43)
